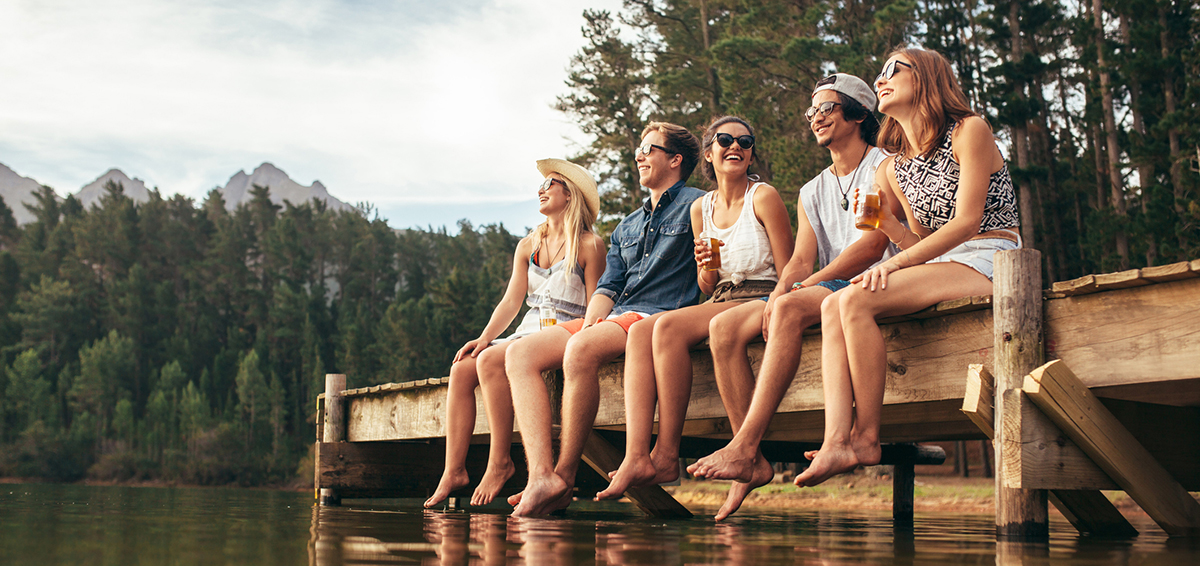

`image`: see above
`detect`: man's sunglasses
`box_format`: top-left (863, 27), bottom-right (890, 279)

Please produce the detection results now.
top-left (637, 143), bottom-right (676, 156)
top-left (715, 132), bottom-right (755, 149)
top-left (805, 101), bottom-right (842, 122)
top-left (875, 59), bottom-right (915, 85)
top-left (539, 177), bottom-right (568, 193)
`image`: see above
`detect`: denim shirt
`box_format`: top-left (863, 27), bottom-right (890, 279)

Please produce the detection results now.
top-left (595, 180), bottom-right (705, 315)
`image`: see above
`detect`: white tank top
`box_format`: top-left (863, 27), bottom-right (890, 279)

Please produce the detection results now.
top-left (701, 181), bottom-right (778, 286)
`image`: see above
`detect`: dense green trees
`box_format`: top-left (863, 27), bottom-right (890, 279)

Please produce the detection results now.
top-left (0, 182), bottom-right (520, 484)
top-left (563, 0), bottom-right (1198, 278)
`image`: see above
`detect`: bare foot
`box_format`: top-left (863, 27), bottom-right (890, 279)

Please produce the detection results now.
top-left (686, 443), bottom-right (757, 482)
top-left (470, 460), bottom-right (516, 506)
top-left (595, 452), bottom-right (678, 501)
top-left (793, 442), bottom-right (861, 487)
top-left (425, 467), bottom-right (470, 508)
top-left (512, 474), bottom-right (572, 517)
top-left (714, 453), bottom-right (773, 521)
top-left (506, 490), bottom-right (523, 507)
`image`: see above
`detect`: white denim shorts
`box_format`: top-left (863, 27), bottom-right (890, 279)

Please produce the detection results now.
top-left (927, 233), bottom-right (1021, 281)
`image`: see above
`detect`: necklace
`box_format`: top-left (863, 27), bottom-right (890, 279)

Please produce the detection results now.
top-left (541, 237), bottom-right (566, 267)
top-left (831, 144), bottom-right (871, 211)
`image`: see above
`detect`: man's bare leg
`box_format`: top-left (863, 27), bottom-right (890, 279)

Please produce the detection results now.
top-left (688, 288), bottom-right (828, 482)
top-left (513, 322), bottom-right (628, 516)
top-left (504, 327), bottom-right (571, 513)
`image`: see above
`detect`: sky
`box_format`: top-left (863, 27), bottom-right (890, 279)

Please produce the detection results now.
top-left (0, 0), bottom-right (624, 233)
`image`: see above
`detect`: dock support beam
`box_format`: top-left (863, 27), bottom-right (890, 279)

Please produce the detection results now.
top-left (320, 374), bottom-right (347, 506)
top-left (993, 249), bottom-right (1048, 539)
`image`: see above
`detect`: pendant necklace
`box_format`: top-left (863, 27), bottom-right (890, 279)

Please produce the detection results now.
top-left (832, 144), bottom-right (871, 211)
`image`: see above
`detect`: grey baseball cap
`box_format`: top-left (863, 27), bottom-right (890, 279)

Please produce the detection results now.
top-left (812, 73), bottom-right (877, 112)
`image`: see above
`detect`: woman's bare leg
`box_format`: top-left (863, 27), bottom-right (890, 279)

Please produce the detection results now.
top-left (594, 312), bottom-right (668, 500)
top-left (796, 263), bottom-right (993, 487)
top-left (426, 356), bottom-right (481, 508)
top-left (471, 341), bottom-right (517, 506)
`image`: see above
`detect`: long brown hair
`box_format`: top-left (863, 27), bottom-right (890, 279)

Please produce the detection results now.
top-left (876, 48), bottom-right (979, 160)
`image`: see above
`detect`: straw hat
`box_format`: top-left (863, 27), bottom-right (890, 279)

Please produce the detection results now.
top-left (536, 158), bottom-right (599, 218)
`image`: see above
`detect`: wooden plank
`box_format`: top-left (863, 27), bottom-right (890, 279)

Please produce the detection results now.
top-left (1093, 269), bottom-right (1150, 291)
top-left (960, 366), bottom-right (1135, 537)
top-left (1049, 491), bottom-right (1138, 538)
top-left (1051, 274), bottom-right (1096, 296)
top-left (580, 431), bottom-right (692, 518)
top-left (1002, 390), bottom-right (1117, 491)
top-left (1045, 278), bottom-right (1200, 389)
top-left (1141, 261), bottom-right (1195, 282)
top-left (1024, 360), bottom-right (1200, 537)
top-left (961, 364), bottom-right (995, 436)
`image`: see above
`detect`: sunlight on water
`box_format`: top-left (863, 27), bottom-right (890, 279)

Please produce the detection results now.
top-left (3, 483), bottom-right (1199, 565)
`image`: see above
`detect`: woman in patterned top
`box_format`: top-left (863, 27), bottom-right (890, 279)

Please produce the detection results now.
top-left (794, 48), bottom-right (1020, 488)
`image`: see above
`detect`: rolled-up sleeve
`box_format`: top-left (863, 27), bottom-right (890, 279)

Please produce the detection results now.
top-left (594, 228), bottom-right (627, 300)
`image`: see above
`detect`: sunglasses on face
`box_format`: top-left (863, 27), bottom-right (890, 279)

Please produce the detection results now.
top-left (715, 132), bottom-right (755, 149)
top-left (637, 142), bottom-right (676, 156)
top-left (875, 59), bottom-right (915, 85)
top-left (538, 177), bottom-right (568, 194)
top-left (805, 101), bottom-right (842, 122)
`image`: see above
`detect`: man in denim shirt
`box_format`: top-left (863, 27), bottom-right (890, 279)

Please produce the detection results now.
top-left (505, 122), bottom-right (704, 517)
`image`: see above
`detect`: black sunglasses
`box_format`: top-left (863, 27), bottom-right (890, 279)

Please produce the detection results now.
top-left (875, 59), bottom-right (915, 85)
top-left (805, 101), bottom-right (842, 122)
top-left (637, 142), bottom-right (676, 156)
top-left (538, 177), bottom-right (568, 193)
top-left (715, 132), bottom-right (755, 149)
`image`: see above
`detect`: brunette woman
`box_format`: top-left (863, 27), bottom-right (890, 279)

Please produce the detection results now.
top-left (794, 48), bottom-right (1019, 487)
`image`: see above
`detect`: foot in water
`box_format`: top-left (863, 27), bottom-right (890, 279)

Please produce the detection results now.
top-left (424, 468), bottom-right (470, 508)
top-left (686, 443), bottom-right (758, 483)
top-left (512, 473), bottom-right (572, 517)
top-left (470, 460), bottom-right (516, 506)
top-left (595, 452), bottom-right (678, 501)
top-left (714, 453), bottom-right (773, 521)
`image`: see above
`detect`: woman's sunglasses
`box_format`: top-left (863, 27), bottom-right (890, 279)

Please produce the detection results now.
top-left (715, 132), bottom-right (755, 149)
top-left (538, 177), bottom-right (568, 194)
top-left (805, 101), bottom-right (842, 122)
top-left (876, 59), bottom-right (915, 84)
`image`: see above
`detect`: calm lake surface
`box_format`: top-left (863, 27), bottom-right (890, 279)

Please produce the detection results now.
top-left (3, 482), bottom-right (1198, 565)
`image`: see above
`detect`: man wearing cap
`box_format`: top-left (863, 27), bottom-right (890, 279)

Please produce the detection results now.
top-left (686, 73), bottom-right (903, 520)
top-left (504, 122), bottom-right (704, 517)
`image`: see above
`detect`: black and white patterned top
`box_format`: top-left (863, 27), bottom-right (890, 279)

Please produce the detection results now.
top-left (894, 121), bottom-right (1019, 233)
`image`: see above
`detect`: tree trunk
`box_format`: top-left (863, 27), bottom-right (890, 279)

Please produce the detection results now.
top-left (698, 0), bottom-right (721, 112)
top-left (1160, 2), bottom-right (1185, 258)
top-left (1093, 0), bottom-right (1130, 269)
top-left (1009, 1), bottom-right (1036, 251)
top-left (1121, 16), bottom-right (1157, 267)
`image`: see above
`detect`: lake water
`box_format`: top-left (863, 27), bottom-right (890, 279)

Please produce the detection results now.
top-left (2, 483), bottom-right (1198, 565)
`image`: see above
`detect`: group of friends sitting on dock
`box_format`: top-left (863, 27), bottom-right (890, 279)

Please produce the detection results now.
top-left (424, 47), bottom-right (1021, 519)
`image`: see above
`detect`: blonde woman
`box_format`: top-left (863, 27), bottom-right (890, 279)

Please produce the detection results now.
top-left (425, 159), bottom-right (605, 508)
top-left (795, 48), bottom-right (1019, 487)
top-left (596, 116), bottom-right (794, 502)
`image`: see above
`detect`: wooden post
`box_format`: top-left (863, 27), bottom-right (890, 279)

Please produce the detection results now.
top-left (992, 249), bottom-right (1048, 538)
top-left (320, 374), bottom-right (347, 506)
top-left (892, 461), bottom-right (915, 522)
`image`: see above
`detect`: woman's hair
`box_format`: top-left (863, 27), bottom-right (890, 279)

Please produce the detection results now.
top-left (532, 173), bottom-right (596, 270)
top-left (876, 47), bottom-right (979, 159)
top-left (642, 121), bottom-right (701, 182)
top-left (700, 115), bottom-right (760, 182)
top-left (836, 93), bottom-right (881, 146)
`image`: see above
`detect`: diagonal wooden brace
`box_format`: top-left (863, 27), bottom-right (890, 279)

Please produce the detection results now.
top-left (581, 431), bottom-right (692, 518)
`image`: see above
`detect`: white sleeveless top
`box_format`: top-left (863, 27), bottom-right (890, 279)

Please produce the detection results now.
top-left (701, 181), bottom-right (778, 286)
top-left (492, 250), bottom-right (588, 344)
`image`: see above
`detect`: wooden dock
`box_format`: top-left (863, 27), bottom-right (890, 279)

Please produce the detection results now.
top-left (315, 253), bottom-right (1200, 538)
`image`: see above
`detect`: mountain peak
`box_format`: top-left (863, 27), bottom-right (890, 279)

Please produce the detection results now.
top-left (219, 163), bottom-right (352, 212)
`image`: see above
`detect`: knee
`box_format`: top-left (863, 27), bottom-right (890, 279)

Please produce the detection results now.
top-left (707, 312), bottom-right (740, 356)
top-left (448, 359), bottom-right (479, 390)
top-left (820, 293), bottom-right (842, 327)
top-left (777, 292), bottom-right (820, 329)
top-left (504, 341), bottom-right (531, 377)
top-left (835, 287), bottom-right (871, 323)
top-left (562, 335), bottom-right (596, 375)
top-left (476, 348), bottom-right (507, 383)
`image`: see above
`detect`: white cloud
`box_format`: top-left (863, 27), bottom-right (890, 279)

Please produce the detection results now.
top-left (0, 0), bottom-right (622, 227)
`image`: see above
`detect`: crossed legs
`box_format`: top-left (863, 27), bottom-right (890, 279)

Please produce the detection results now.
top-left (794, 263), bottom-right (993, 487)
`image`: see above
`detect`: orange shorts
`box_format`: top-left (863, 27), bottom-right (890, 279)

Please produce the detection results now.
top-left (557, 312), bottom-right (646, 335)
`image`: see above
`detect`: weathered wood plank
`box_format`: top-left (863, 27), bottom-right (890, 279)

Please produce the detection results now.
top-left (1002, 390), bottom-right (1117, 491)
top-left (1045, 278), bottom-right (1200, 389)
top-left (1024, 360), bottom-right (1200, 537)
top-left (1093, 269), bottom-right (1149, 291)
top-left (580, 431), bottom-right (692, 518)
top-left (1141, 261), bottom-right (1196, 283)
top-left (1051, 274), bottom-right (1096, 296)
top-left (961, 364), bottom-right (995, 436)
